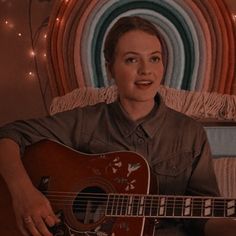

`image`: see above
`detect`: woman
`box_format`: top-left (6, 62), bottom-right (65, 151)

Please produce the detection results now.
top-left (0, 16), bottom-right (235, 236)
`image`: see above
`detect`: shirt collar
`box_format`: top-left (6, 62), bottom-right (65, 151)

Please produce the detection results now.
top-left (108, 93), bottom-right (167, 138)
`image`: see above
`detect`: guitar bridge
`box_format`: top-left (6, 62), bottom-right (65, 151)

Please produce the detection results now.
top-left (49, 211), bottom-right (71, 236)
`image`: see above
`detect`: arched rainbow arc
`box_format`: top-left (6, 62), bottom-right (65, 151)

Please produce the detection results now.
top-left (47, 0), bottom-right (235, 96)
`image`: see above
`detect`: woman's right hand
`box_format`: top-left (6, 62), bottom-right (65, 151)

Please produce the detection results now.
top-left (0, 139), bottom-right (60, 236)
top-left (12, 184), bottom-right (60, 236)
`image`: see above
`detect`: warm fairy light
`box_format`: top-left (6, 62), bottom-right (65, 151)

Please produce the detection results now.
top-left (43, 34), bottom-right (47, 39)
top-left (18, 33), bottom-right (22, 37)
top-left (4, 20), bottom-right (14, 28)
top-left (27, 71), bottom-right (35, 79)
top-left (233, 14), bottom-right (236, 22)
top-left (43, 53), bottom-right (47, 58)
top-left (30, 50), bottom-right (36, 57)
top-left (56, 17), bottom-right (60, 22)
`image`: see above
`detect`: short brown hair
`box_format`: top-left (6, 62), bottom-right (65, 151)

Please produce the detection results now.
top-left (103, 16), bottom-right (167, 68)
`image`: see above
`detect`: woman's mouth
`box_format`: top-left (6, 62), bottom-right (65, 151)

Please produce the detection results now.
top-left (135, 80), bottom-right (153, 89)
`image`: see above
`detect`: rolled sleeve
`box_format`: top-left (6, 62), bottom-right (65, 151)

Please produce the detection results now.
top-left (0, 108), bottom-right (83, 156)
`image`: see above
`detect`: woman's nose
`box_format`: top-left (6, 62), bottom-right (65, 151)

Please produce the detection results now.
top-left (138, 60), bottom-right (151, 75)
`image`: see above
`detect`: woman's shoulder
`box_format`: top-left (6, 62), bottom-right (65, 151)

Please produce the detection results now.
top-left (165, 106), bottom-right (204, 131)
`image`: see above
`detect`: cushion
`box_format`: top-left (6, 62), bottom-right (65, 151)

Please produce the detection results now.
top-left (213, 158), bottom-right (236, 197)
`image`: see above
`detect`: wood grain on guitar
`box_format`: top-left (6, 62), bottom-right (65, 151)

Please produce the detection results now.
top-left (0, 140), bottom-right (235, 236)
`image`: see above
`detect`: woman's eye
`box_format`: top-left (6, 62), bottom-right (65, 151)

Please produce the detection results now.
top-left (125, 57), bottom-right (137, 64)
top-left (150, 56), bottom-right (160, 63)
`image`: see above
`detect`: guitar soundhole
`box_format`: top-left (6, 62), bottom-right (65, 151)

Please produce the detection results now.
top-left (73, 186), bottom-right (107, 225)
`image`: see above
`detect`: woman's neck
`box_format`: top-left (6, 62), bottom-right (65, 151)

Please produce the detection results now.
top-left (119, 99), bottom-right (155, 121)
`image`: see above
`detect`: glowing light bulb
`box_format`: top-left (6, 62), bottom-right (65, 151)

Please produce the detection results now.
top-left (27, 72), bottom-right (35, 79)
top-left (18, 33), bottom-right (22, 37)
top-left (30, 50), bottom-right (35, 57)
top-left (43, 34), bottom-right (47, 39)
top-left (4, 20), bottom-right (14, 28)
top-left (233, 14), bottom-right (236, 22)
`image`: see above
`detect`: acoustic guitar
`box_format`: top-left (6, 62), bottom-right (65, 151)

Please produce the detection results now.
top-left (0, 140), bottom-right (235, 236)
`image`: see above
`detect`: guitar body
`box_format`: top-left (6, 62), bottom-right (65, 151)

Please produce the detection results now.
top-left (0, 140), bottom-right (153, 236)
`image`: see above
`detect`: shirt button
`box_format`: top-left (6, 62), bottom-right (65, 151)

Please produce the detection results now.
top-left (137, 126), bottom-right (142, 131)
top-left (172, 166), bottom-right (177, 173)
top-left (138, 138), bottom-right (144, 144)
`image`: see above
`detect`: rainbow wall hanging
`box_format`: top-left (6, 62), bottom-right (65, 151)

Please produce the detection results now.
top-left (46, 0), bottom-right (236, 97)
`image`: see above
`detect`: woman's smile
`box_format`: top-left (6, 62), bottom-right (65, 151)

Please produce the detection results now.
top-left (134, 79), bottom-right (154, 89)
top-left (110, 30), bottom-right (164, 105)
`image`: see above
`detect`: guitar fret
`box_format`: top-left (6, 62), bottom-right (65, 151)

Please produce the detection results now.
top-left (144, 196), bottom-right (152, 216)
top-left (173, 197), bottom-right (183, 217)
top-left (115, 194), bottom-right (120, 215)
top-left (183, 197), bottom-right (192, 216)
top-left (138, 196), bottom-right (145, 215)
top-left (106, 194), bottom-right (115, 216)
top-left (132, 196), bottom-right (139, 216)
top-left (159, 197), bottom-right (166, 216)
top-left (172, 197), bottom-right (176, 216)
top-left (166, 196), bottom-right (175, 216)
top-left (112, 194), bottom-right (119, 216)
top-left (192, 197), bottom-right (202, 217)
top-left (226, 199), bottom-right (236, 217)
top-left (122, 195), bottom-right (129, 216)
top-left (116, 194), bottom-right (123, 215)
top-left (203, 198), bottom-right (212, 217)
top-left (127, 195), bottom-right (133, 215)
top-left (213, 198), bottom-right (224, 217)
top-left (150, 196), bottom-right (159, 216)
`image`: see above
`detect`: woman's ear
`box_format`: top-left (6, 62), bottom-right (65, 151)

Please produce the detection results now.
top-left (105, 62), bottom-right (115, 82)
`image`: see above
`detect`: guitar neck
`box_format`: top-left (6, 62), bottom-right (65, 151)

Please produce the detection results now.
top-left (106, 194), bottom-right (236, 219)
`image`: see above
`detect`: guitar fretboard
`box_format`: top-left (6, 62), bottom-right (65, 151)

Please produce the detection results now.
top-left (106, 194), bottom-right (236, 218)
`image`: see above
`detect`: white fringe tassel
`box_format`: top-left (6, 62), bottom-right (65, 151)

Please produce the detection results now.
top-left (50, 85), bottom-right (236, 121)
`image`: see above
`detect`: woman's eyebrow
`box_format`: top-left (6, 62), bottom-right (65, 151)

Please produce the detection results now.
top-left (123, 50), bottom-right (161, 56)
top-left (150, 50), bottom-right (162, 54)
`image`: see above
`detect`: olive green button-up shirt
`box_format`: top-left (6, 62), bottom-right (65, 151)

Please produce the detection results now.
top-left (0, 94), bottom-right (220, 235)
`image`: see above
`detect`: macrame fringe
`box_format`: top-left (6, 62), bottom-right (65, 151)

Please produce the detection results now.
top-left (50, 85), bottom-right (236, 121)
top-left (50, 85), bottom-right (118, 115)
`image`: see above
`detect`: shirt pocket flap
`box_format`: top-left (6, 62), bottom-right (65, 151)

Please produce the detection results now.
top-left (153, 151), bottom-right (193, 177)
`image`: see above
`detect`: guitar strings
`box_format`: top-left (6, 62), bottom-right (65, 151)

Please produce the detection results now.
top-left (42, 194), bottom-right (234, 213)
top-left (43, 190), bottom-right (235, 201)
top-left (43, 191), bottom-right (234, 202)
top-left (38, 191), bottom-right (235, 213)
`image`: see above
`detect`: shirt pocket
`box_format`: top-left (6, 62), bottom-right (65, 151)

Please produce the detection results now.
top-left (152, 151), bottom-right (193, 195)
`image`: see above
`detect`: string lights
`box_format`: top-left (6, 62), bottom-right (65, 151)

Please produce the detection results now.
top-left (0, 0), bottom-right (59, 114)
top-left (1, 0), bottom-right (67, 80)
top-left (3, 16), bottom-right (41, 80)
top-left (233, 14), bottom-right (236, 22)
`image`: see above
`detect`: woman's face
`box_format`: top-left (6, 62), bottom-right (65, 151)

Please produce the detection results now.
top-left (109, 30), bottom-right (164, 105)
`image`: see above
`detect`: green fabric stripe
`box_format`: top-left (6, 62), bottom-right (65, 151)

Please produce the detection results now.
top-left (92, 1), bottom-right (194, 89)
